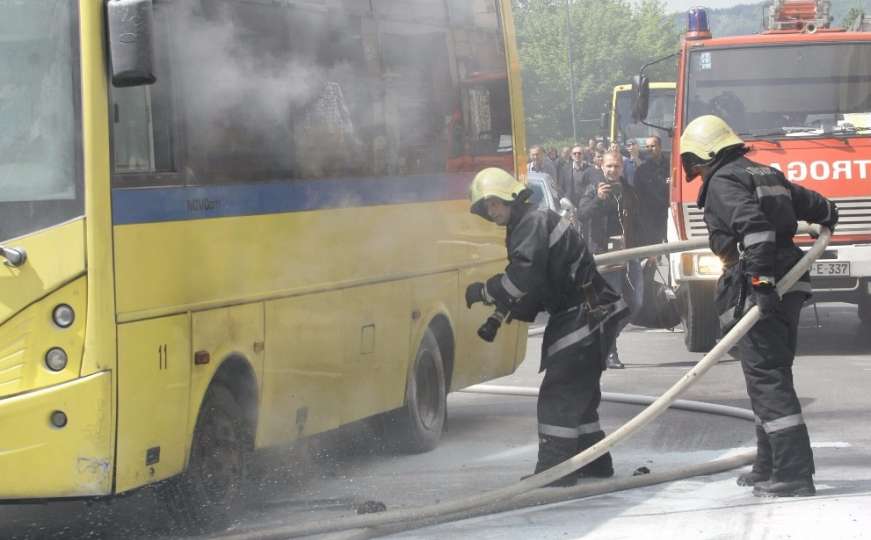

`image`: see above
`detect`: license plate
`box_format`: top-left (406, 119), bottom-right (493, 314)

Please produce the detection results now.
top-left (811, 261), bottom-right (850, 276)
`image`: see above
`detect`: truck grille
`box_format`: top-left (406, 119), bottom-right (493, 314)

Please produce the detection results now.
top-left (835, 198), bottom-right (871, 235)
top-left (683, 204), bottom-right (707, 238)
top-left (682, 196), bottom-right (871, 238)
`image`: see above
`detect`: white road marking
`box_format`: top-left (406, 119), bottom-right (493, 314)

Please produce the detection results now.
top-left (811, 441), bottom-right (851, 448)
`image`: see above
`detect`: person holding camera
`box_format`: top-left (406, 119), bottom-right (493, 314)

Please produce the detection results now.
top-left (577, 151), bottom-right (643, 369)
top-left (465, 167), bottom-right (628, 487)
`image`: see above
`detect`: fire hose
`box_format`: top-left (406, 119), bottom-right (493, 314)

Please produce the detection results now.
top-left (217, 226), bottom-right (831, 540)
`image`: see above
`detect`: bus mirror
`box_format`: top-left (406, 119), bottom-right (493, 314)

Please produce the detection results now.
top-left (600, 111), bottom-right (610, 131)
top-left (632, 74), bottom-right (650, 123)
top-left (107, 0), bottom-right (157, 87)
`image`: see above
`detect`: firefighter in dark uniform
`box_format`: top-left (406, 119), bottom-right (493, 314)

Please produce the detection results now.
top-left (679, 116), bottom-right (838, 497)
top-left (465, 168), bottom-right (629, 486)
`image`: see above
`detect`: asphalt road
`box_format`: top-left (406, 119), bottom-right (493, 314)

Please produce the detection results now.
top-left (2, 303), bottom-right (870, 539)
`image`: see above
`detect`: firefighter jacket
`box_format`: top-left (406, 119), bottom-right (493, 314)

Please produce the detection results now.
top-left (697, 154), bottom-right (835, 327)
top-left (484, 203), bottom-right (628, 371)
top-left (577, 178), bottom-right (641, 255)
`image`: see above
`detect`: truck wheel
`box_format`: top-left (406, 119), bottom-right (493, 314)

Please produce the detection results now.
top-left (683, 281), bottom-right (719, 353)
top-left (384, 328), bottom-right (446, 453)
top-left (160, 385), bottom-right (249, 534)
top-left (859, 298), bottom-right (871, 326)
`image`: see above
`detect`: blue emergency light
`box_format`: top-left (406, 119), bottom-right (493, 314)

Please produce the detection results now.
top-left (686, 7), bottom-right (712, 40)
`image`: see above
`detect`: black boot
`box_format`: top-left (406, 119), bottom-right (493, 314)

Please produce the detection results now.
top-left (753, 424), bottom-right (815, 497)
top-left (753, 477), bottom-right (815, 497)
top-left (576, 431), bottom-right (614, 478)
top-left (737, 425), bottom-right (772, 487)
top-left (531, 434), bottom-right (579, 487)
top-left (606, 350), bottom-right (625, 370)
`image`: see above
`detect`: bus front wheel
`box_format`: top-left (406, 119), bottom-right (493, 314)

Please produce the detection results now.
top-left (683, 281), bottom-right (719, 353)
top-left (384, 328), bottom-right (447, 453)
top-left (161, 384), bottom-right (250, 534)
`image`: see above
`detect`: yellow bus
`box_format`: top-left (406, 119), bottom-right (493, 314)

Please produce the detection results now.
top-left (0, 0), bottom-right (526, 530)
top-left (610, 82), bottom-right (676, 156)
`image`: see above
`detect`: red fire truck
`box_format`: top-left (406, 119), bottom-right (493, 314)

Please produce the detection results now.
top-left (636, 0), bottom-right (871, 351)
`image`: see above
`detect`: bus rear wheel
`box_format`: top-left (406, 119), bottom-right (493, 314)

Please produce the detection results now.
top-left (161, 385), bottom-right (249, 535)
top-left (384, 328), bottom-right (446, 453)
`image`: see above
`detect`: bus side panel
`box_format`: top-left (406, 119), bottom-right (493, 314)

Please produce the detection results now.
top-left (189, 303), bottom-right (264, 450)
top-left (340, 281), bottom-right (412, 425)
top-left (258, 292), bottom-right (345, 448)
top-left (115, 315), bottom-right (190, 493)
top-left (408, 272), bottom-right (458, 392)
top-left (452, 261), bottom-right (521, 390)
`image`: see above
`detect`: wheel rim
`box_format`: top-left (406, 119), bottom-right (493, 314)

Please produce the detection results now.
top-left (414, 349), bottom-right (441, 430)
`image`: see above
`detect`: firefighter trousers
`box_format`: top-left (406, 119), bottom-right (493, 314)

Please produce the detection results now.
top-left (737, 291), bottom-right (814, 481)
top-left (535, 348), bottom-right (613, 483)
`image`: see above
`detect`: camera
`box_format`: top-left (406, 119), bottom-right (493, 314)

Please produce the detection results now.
top-left (608, 181), bottom-right (623, 198)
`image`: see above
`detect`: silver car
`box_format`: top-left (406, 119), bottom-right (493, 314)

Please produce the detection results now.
top-left (526, 171), bottom-right (577, 225)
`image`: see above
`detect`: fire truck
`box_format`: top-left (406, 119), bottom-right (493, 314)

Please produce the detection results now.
top-left (635, 0), bottom-right (871, 351)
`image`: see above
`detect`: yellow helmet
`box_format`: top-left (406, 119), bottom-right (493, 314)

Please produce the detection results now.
top-left (469, 167), bottom-right (527, 219)
top-left (680, 115), bottom-right (744, 180)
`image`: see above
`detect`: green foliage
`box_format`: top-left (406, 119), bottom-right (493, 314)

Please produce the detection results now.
top-left (514, 0), bottom-right (680, 144)
top-left (842, 7), bottom-right (866, 29)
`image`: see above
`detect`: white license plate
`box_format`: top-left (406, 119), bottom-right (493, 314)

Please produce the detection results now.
top-left (811, 261), bottom-right (850, 276)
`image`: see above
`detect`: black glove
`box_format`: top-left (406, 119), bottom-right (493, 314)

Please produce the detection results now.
top-left (821, 201), bottom-right (839, 233)
top-left (465, 282), bottom-right (487, 308)
top-left (753, 286), bottom-right (779, 317)
top-left (810, 201), bottom-right (838, 238)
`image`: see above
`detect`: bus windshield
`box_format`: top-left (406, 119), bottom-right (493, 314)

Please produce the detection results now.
top-left (0, 0), bottom-right (81, 241)
top-left (686, 43), bottom-right (871, 140)
top-left (614, 87), bottom-right (675, 149)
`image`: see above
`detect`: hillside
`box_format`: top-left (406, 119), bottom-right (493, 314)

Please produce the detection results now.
top-left (671, 0), bottom-right (871, 37)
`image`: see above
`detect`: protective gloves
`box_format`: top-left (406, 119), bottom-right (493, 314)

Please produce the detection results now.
top-left (811, 201), bottom-right (839, 238)
top-left (821, 201), bottom-right (839, 233)
top-left (753, 286), bottom-right (779, 317)
top-left (465, 282), bottom-right (491, 308)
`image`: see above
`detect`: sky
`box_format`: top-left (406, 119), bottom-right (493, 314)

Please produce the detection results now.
top-left (663, 0), bottom-right (759, 13)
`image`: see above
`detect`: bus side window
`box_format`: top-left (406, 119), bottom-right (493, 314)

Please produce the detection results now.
top-left (110, 3), bottom-right (174, 182)
top-left (379, 30), bottom-right (453, 176)
top-left (112, 86), bottom-right (174, 174)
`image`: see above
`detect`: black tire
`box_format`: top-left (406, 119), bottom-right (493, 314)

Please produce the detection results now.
top-left (683, 281), bottom-right (719, 353)
top-left (159, 385), bottom-right (250, 535)
top-left (859, 298), bottom-right (871, 326)
top-left (384, 328), bottom-right (446, 453)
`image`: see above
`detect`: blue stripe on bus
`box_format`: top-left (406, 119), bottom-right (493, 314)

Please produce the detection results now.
top-left (111, 173), bottom-right (473, 225)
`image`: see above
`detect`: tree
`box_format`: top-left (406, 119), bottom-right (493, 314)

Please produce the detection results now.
top-left (842, 7), bottom-right (866, 29)
top-left (513, 0), bottom-right (680, 144)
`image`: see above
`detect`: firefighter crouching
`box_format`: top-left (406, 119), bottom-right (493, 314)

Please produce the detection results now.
top-left (465, 168), bottom-right (629, 487)
top-left (680, 115), bottom-right (839, 497)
